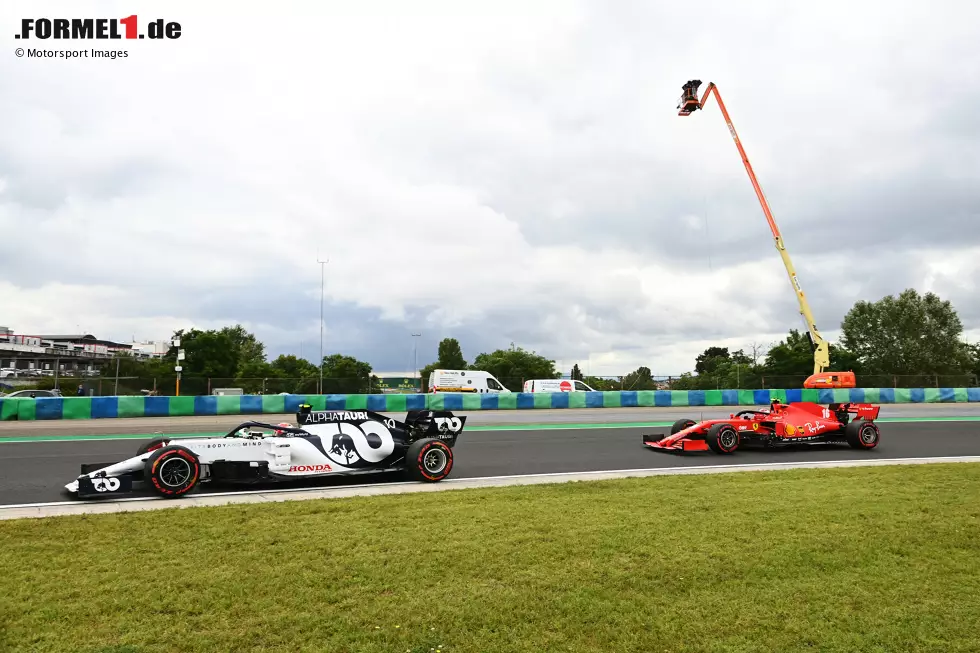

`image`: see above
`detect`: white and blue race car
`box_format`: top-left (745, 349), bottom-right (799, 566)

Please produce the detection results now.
top-left (64, 404), bottom-right (466, 499)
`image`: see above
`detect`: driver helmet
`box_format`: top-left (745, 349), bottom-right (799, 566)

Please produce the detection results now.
top-left (274, 422), bottom-right (292, 435)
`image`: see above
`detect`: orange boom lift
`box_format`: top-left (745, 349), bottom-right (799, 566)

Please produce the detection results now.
top-left (676, 80), bottom-right (852, 389)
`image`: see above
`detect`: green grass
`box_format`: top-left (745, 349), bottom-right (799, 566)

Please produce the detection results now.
top-left (2, 464), bottom-right (980, 652)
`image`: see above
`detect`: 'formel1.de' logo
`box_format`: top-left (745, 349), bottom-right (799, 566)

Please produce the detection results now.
top-left (15, 16), bottom-right (182, 40)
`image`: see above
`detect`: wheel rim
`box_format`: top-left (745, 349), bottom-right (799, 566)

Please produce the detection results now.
top-left (159, 457), bottom-right (192, 487)
top-left (423, 448), bottom-right (447, 474)
top-left (720, 429), bottom-right (737, 449)
top-left (860, 425), bottom-right (877, 444)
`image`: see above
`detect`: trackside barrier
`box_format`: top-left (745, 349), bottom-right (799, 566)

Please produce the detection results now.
top-left (2, 388), bottom-right (980, 421)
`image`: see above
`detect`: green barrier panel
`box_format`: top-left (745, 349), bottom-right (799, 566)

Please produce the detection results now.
top-left (461, 394), bottom-right (482, 411)
top-left (385, 394), bottom-right (408, 412)
top-left (832, 388), bottom-right (850, 403)
top-left (954, 388), bottom-right (969, 402)
top-left (862, 388), bottom-right (880, 403)
top-left (669, 391), bottom-right (688, 406)
top-left (262, 394), bottom-right (286, 414)
top-left (1, 399), bottom-right (20, 421)
top-left (801, 389), bottom-right (821, 403)
top-left (170, 396), bottom-right (195, 416)
top-left (62, 397), bottom-right (92, 419)
top-left (894, 388), bottom-right (912, 402)
top-left (13, 398), bottom-right (35, 421)
top-left (738, 390), bottom-right (755, 405)
top-left (345, 395), bottom-right (368, 410)
top-left (602, 391), bottom-right (622, 408)
top-left (923, 388), bottom-right (941, 403)
top-left (704, 390), bottom-right (723, 406)
top-left (216, 395), bottom-right (240, 415)
top-left (769, 389), bottom-right (788, 403)
top-left (306, 395), bottom-right (327, 411)
top-left (568, 392), bottom-right (587, 408)
top-left (496, 393), bottom-right (517, 409)
top-left (427, 394), bottom-right (445, 410)
top-left (636, 391), bottom-right (655, 407)
top-left (117, 396), bottom-right (145, 418)
top-left (533, 393), bottom-right (551, 409)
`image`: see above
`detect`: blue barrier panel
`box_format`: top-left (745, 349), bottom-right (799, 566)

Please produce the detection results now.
top-left (403, 394), bottom-right (425, 410)
top-left (240, 395), bottom-right (263, 414)
top-left (144, 396), bottom-right (170, 417)
top-left (584, 392), bottom-right (603, 408)
top-left (910, 388), bottom-right (925, 403)
top-left (939, 387), bottom-right (956, 402)
top-left (879, 388), bottom-right (895, 403)
top-left (654, 391), bottom-right (671, 407)
top-left (849, 388), bottom-right (865, 403)
top-left (35, 397), bottom-right (63, 420)
top-left (322, 395), bottom-right (345, 411)
top-left (442, 394), bottom-right (464, 411)
top-left (817, 389), bottom-right (834, 404)
top-left (517, 393), bottom-right (535, 409)
top-left (551, 392), bottom-right (569, 408)
top-left (194, 396), bottom-right (218, 416)
top-left (721, 389), bottom-right (739, 405)
top-left (689, 390), bottom-right (706, 406)
top-left (620, 391), bottom-right (638, 407)
top-left (91, 397), bottom-right (118, 419)
top-left (784, 389), bottom-right (802, 403)
top-left (969, 388), bottom-right (980, 402)
top-left (366, 395), bottom-right (387, 412)
top-left (753, 390), bottom-right (770, 405)
top-left (479, 394), bottom-right (498, 410)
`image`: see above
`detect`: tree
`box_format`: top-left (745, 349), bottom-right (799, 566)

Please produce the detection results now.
top-left (437, 338), bottom-right (467, 369)
top-left (840, 289), bottom-right (972, 376)
top-left (270, 354), bottom-right (318, 379)
top-left (219, 325), bottom-right (267, 375)
top-left (695, 347), bottom-right (730, 375)
top-left (621, 366), bottom-right (656, 390)
top-left (470, 343), bottom-right (559, 390)
top-left (321, 354), bottom-right (373, 393)
top-left (570, 363), bottom-right (583, 380)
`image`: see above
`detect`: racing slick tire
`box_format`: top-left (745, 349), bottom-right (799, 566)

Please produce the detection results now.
top-left (706, 423), bottom-right (740, 454)
top-left (405, 438), bottom-right (454, 482)
top-left (144, 445), bottom-right (201, 498)
top-left (137, 436), bottom-right (171, 456)
top-left (844, 419), bottom-right (879, 450)
top-left (671, 419), bottom-right (696, 435)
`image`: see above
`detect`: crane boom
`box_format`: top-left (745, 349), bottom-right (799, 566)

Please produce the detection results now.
top-left (677, 80), bottom-right (830, 375)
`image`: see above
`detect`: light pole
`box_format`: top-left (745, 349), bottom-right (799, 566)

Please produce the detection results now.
top-left (317, 253), bottom-right (329, 394)
top-left (411, 331), bottom-right (421, 377)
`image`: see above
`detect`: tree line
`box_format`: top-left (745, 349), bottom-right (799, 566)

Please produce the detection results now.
top-left (94, 287), bottom-right (979, 395)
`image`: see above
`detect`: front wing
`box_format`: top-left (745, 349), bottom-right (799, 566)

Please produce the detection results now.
top-left (642, 432), bottom-right (709, 453)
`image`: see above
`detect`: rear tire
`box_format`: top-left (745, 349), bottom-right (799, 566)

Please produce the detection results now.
top-left (405, 438), bottom-right (454, 482)
top-left (671, 419), bottom-right (696, 435)
top-left (845, 420), bottom-right (879, 449)
top-left (144, 445), bottom-right (200, 498)
top-left (706, 423), bottom-right (739, 454)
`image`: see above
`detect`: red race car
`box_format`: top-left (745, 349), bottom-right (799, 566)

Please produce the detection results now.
top-left (642, 399), bottom-right (881, 454)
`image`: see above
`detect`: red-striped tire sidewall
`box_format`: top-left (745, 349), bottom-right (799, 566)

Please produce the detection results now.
top-left (147, 446), bottom-right (200, 497)
top-left (415, 440), bottom-right (453, 481)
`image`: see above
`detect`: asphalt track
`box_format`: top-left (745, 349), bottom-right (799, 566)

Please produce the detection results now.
top-left (2, 404), bottom-right (980, 438)
top-left (2, 417), bottom-right (978, 506)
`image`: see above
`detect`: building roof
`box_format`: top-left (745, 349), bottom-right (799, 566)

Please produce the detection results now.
top-left (36, 335), bottom-right (132, 349)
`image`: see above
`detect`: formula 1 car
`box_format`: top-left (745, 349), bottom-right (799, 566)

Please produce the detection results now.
top-left (64, 404), bottom-right (467, 499)
top-left (642, 399), bottom-right (881, 454)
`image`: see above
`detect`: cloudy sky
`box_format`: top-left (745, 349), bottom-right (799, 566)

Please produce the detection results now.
top-left (1, 0), bottom-right (978, 377)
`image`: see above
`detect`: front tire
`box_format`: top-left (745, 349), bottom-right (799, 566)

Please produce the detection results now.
top-left (144, 445), bottom-right (200, 498)
top-left (405, 438), bottom-right (454, 482)
top-left (706, 423), bottom-right (739, 454)
top-left (671, 419), bottom-right (696, 435)
top-left (845, 420), bottom-right (879, 450)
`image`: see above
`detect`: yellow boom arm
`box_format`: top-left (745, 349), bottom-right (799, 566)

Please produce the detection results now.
top-left (677, 80), bottom-right (830, 375)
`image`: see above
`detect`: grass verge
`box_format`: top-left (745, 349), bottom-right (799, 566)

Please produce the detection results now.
top-left (2, 463), bottom-right (980, 652)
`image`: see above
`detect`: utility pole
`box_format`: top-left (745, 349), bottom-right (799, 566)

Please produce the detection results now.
top-left (317, 252), bottom-right (329, 394)
top-left (411, 332), bottom-right (421, 383)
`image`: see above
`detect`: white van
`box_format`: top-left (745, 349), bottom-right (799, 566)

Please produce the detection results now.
top-left (428, 369), bottom-right (510, 393)
top-left (523, 379), bottom-right (595, 393)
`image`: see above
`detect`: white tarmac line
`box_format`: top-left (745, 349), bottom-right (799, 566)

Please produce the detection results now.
top-left (3, 455), bottom-right (980, 520)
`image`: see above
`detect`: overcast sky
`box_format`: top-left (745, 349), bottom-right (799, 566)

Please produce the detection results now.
top-left (1, 0), bottom-right (978, 376)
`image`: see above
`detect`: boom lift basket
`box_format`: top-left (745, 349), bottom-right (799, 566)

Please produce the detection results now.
top-left (677, 80), bottom-right (703, 115)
